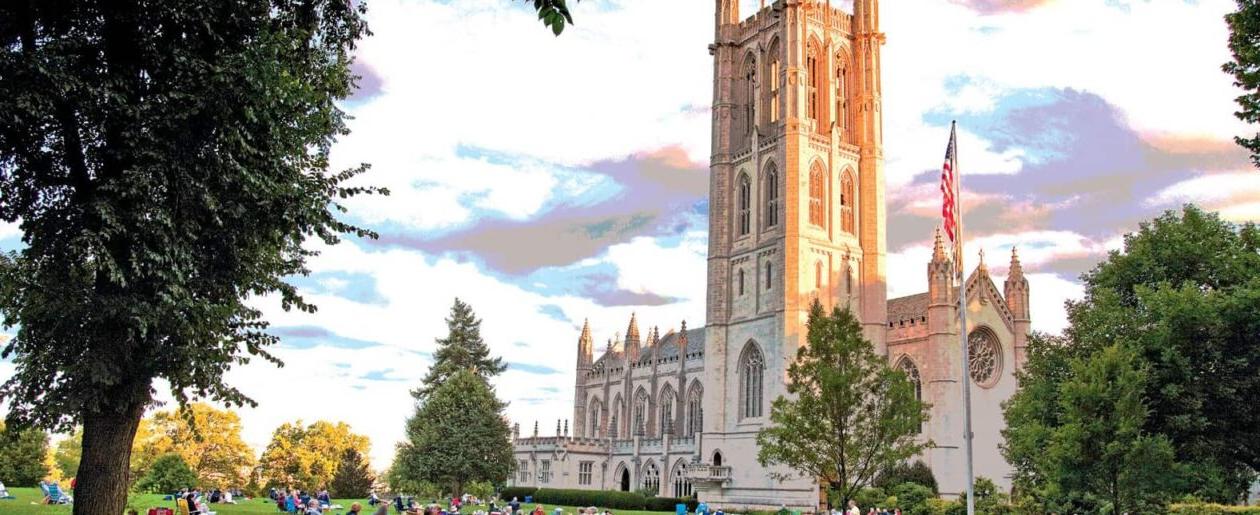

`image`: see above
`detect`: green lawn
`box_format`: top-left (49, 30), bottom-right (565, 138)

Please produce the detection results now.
top-left (0, 488), bottom-right (678, 515)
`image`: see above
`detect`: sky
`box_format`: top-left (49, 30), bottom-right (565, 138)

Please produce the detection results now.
top-left (3, 0), bottom-right (1260, 470)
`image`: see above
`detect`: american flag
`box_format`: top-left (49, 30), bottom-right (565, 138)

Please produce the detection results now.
top-left (940, 123), bottom-right (959, 243)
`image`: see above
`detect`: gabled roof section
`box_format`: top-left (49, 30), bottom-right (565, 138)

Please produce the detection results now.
top-left (965, 266), bottom-right (1016, 332)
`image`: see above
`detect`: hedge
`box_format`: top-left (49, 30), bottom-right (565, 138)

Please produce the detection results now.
top-left (1169, 504), bottom-right (1260, 514)
top-left (533, 488), bottom-right (647, 510)
top-left (498, 487), bottom-right (537, 502)
top-left (645, 496), bottom-right (699, 512)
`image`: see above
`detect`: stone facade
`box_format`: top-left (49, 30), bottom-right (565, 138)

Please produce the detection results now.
top-left (510, 0), bottom-right (1031, 510)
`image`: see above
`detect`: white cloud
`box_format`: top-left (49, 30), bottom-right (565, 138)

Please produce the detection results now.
top-left (0, 221), bottom-right (20, 240)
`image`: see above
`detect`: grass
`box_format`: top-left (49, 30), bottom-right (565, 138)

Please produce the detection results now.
top-left (0, 488), bottom-right (678, 515)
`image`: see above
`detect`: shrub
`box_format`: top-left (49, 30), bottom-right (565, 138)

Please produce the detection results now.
top-left (924, 498), bottom-right (963, 515)
top-left (852, 487), bottom-right (887, 511)
top-left (875, 461), bottom-right (939, 494)
top-left (891, 483), bottom-right (934, 515)
top-left (135, 454), bottom-right (198, 493)
top-left (532, 488), bottom-right (646, 510)
top-left (1168, 504), bottom-right (1260, 514)
top-left (498, 487), bottom-right (537, 502)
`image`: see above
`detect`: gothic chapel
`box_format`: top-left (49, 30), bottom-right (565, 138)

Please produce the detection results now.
top-left (510, 0), bottom-right (1031, 509)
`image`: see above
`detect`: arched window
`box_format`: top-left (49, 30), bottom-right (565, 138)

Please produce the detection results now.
top-left (737, 268), bottom-right (745, 296)
top-left (897, 357), bottom-right (923, 434)
top-left (641, 461), bottom-right (660, 494)
top-left (633, 389), bottom-right (650, 436)
top-left (740, 342), bottom-right (765, 419)
top-left (840, 171), bottom-right (855, 234)
top-left (815, 261), bottom-right (824, 290)
top-left (611, 396), bottom-right (623, 438)
top-left (968, 328), bottom-right (1003, 388)
top-left (712, 451), bottom-right (724, 467)
top-left (659, 385), bottom-right (676, 435)
top-left (742, 54), bottom-right (757, 141)
top-left (737, 173), bottom-right (751, 236)
top-left (809, 164), bottom-right (826, 227)
top-left (764, 261), bottom-right (773, 291)
top-left (806, 41), bottom-right (820, 127)
top-left (835, 51), bottom-right (850, 140)
top-left (767, 40), bottom-right (781, 124)
top-left (589, 399), bottom-right (603, 438)
top-left (686, 383), bottom-right (703, 436)
top-left (897, 357), bottom-right (923, 402)
top-left (672, 461), bottom-right (693, 497)
top-left (764, 164), bottom-right (779, 228)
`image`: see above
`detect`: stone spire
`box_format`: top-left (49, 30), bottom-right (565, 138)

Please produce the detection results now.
top-left (1005, 247), bottom-right (1030, 320)
top-left (625, 313), bottom-right (641, 360)
top-left (577, 318), bottom-right (593, 367)
top-left (533, 421), bottom-right (539, 437)
top-left (564, 419), bottom-right (569, 437)
top-left (677, 320), bottom-right (689, 355)
top-left (978, 248), bottom-right (988, 274)
top-left (929, 228), bottom-right (952, 305)
top-left (556, 419), bottom-right (562, 436)
top-left (1005, 247), bottom-right (1032, 370)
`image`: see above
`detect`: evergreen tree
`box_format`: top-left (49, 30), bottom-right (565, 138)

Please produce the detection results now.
top-left (415, 298), bottom-right (507, 399)
top-left (330, 447), bottom-right (376, 499)
top-left (393, 369), bottom-right (514, 498)
top-left (0, 421), bottom-right (52, 485)
top-left (756, 301), bottom-right (930, 509)
top-left (135, 454), bottom-right (199, 494)
top-left (1224, 0), bottom-right (1260, 167)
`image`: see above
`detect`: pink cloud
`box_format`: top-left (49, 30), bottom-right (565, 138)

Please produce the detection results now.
top-left (949, 0), bottom-right (1054, 15)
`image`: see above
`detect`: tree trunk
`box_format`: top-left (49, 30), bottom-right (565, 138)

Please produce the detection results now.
top-left (73, 397), bottom-right (147, 515)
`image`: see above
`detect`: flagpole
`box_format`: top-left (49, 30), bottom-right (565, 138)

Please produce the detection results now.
top-left (952, 120), bottom-right (976, 515)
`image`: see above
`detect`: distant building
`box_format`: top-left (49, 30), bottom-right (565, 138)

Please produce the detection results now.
top-left (510, 0), bottom-right (1032, 510)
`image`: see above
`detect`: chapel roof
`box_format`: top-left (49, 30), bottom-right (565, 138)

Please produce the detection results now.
top-left (887, 292), bottom-right (930, 323)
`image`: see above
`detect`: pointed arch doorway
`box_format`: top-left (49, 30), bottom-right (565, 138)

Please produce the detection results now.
top-left (619, 467), bottom-right (631, 491)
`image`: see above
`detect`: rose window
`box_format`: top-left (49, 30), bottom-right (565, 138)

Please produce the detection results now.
top-left (967, 330), bottom-right (1001, 387)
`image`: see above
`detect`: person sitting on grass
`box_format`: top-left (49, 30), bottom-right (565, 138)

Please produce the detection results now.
top-left (348, 502), bottom-right (363, 515)
top-left (305, 499), bottom-right (323, 515)
top-left (531, 505), bottom-right (545, 515)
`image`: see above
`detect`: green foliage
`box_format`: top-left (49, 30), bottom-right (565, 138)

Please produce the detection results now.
top-left (873, 460), bottom-right (938, 494)
top-left (415, 299), bottom-right (508, 400)
top-left (497, 487), bottom-right (538, 502)
top-left (136, 454), bottom-right (199, 494)
top-left (1225, 0), bottom-right (1260, 167)
top-left (522, 0), bottom-right (582, 35)
top-left (890, 483), bottom-right (934, 515)
top-left (330, 447), bottom-right (375, 499)
top-left (850, 487), bottom-right (888, 512)
top-left (532, 488), bottom-right (646, 510)
top-left (955, 477), bottom-right (1015, 515)
top-left (0, 421), bottom-right (52, 486)
top-left (258, 420), bottom-right (370, 491)
top-left (757, 301), bottom-right (930, 508)
top-left (52, 428), bottom-right (82, 481)
top-left (1170, 503), bottom-right (1260, 514)
top-left (394, 369), bottom-right (514, 497)
top-left (1005, 206), bottom-right (1260, 505)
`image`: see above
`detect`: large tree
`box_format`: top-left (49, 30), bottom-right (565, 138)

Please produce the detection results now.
top-left (53, 428), bottom-right (83, 483)
top-left (258, 420), bottom-right (370, 491)
top-left (0, 1), bottom-right (378, 514)
top-left (1042, 345), bottom-right (1177, 513)
top-left (129, 403), bottom-right (257, 489)
top-left (415, 298), bottom-right (507, 400)
top-left (0, 420), bottom-right (52, 486)
top-left (1004, 206), bottom-right (1260, 503)
top-left (393, 369), bottom-right (514, 498)
top-left (756, 301), bottom-right (930, 509)
top-left (1225, 0), bottom-right (1260, 167)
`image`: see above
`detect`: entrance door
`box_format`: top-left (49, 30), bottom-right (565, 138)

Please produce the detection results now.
top-left (620, 468), bottom-right (630, 491)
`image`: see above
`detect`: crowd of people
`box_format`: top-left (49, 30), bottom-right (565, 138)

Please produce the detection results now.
top-left (178, 487), bottom-right (244, 514)
top-left (270, 487), bottom-right (339, 513)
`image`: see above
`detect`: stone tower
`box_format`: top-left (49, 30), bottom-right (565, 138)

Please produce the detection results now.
top-left (573, 319), bottom-right (594, 437)
top-left (699, 0), bottom-right (887, 506)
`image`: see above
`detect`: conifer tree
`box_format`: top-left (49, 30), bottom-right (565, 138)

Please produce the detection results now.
top-left (415, 299), bottom-right (506, 399)
top-left (330, 447), bottom-right (375, 499)
top-left (393, 369), bottom-right (513, 498)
